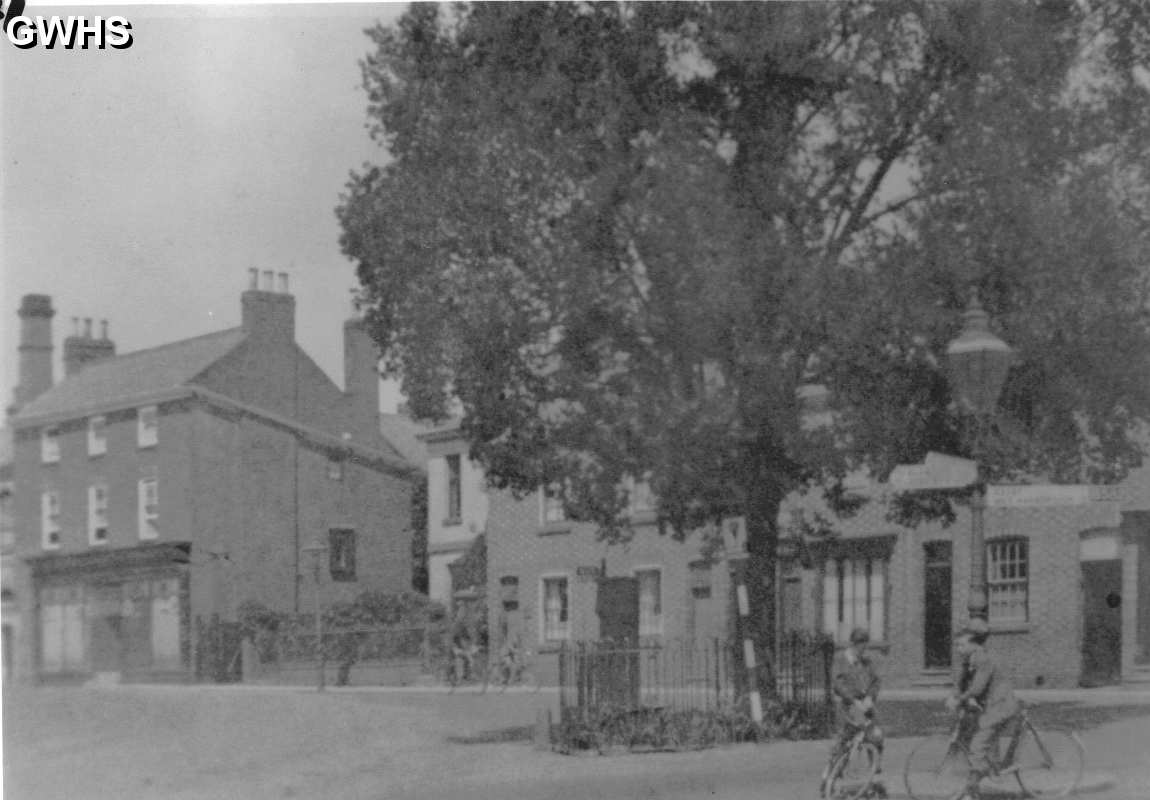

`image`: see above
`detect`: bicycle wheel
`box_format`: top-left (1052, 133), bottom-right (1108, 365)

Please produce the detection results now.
top-left (826, 742), bottom-right (879, 800)
top-left (1013, 726), bottom-right (1084, 798)
top-left (903, 735), bottom-right (971, 800)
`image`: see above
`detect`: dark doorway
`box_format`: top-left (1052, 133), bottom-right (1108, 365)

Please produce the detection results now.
top-left (596, 576), bottom-right (638, 645)
top-left (1081, 559), bottom-right (1123, 687)
top-left (88, 584), bottom-right (124, 673)
top-left (924, 542), bottom-right (953, 669)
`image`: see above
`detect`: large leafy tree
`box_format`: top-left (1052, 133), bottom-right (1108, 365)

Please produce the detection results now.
top-left (338, 1), bottom-right (1150, 673)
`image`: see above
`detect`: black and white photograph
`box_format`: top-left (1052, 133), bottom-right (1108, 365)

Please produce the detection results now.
top-left (2, 2), bottom-right (1150, 798)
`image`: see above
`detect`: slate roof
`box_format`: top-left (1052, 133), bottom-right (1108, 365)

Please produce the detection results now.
top-left (14, 328), bottom-right (246, 423)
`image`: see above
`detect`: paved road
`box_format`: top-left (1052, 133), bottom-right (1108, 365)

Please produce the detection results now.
top-left (4, 684), bottom-right (1149, 800)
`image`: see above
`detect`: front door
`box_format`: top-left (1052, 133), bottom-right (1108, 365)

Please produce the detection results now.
top-left (88, 584), bottom-right (124, 673)
top-left (1081, 559), bottom-right (1123, 687)
top-left (923, 542), bottom-right (953, 669)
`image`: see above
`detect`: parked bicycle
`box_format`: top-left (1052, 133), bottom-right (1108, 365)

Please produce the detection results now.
top-left (483, 646), bottom-right (540, 694)
top-left (821, 716), bottom-right (884, 800)
top-left (436, 644), bottom-right (486, 693)
top-left (903, 702), bottom-right (1084, 800)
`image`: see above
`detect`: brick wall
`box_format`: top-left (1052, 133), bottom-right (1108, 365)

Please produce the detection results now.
top-left (485, 489), bottom-right (733, 686)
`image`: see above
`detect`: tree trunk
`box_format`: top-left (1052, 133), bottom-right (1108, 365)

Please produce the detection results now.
top-left (742, 474), bottom-right (786, 698)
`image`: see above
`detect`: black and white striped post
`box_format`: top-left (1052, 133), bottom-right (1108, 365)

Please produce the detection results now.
top-left (732, 558), bottom-right (763, 724)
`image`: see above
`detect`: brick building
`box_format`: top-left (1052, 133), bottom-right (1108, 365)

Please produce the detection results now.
top-left (777, 474), bottom-right (1150, 690)
top-left (5, 278), bottom-right (419, 683)
top-left (469, 434), bottom-right (1149, 689)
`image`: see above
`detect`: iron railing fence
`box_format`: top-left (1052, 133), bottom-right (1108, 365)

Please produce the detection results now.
top-left (555, 632), bottom-right (835, 752)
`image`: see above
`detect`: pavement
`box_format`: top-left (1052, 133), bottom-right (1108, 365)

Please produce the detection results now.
top-left (4, 682), bottom-right (1150, 800)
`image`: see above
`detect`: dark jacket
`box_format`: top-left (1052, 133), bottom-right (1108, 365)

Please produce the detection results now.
top-left (833, 647), bottom-right (881, 705)
top-left (952, 644), bottom-right (1020, 712)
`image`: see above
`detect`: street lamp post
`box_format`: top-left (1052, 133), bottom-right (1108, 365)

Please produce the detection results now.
top-left (945, 291), bottom-right (1014, 621)
top-left (301, 538), bottom-right (328, 691)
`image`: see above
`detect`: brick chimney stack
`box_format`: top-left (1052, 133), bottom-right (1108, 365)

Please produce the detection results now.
top-left (241, 268), bottom-right (295, 342)
top-left (343, 306), bottom-right (380, 441)
top-left (64, 316), bottom-right (116, 376)
top-left (10, 294), bottom-right (55, 416)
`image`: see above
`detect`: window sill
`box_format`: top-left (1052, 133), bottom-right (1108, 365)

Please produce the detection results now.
top-left (989, 622), bottom-right (1030, 634)
top-left (537, 640), bottom-right (569, 654)
top-left (138, 442), bottom-right (158, 450)
top-left (441, 517), bottom-right (463, 528)
top-left (538, 524), bottom-right (572, 536)
top-left (89, 451), bottom-right (106, 459)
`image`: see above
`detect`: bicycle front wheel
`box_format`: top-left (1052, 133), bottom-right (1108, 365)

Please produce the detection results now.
top-left (826, 742), bottom-right (879, 800)
top-left (904, 735), bottom-right (971, 800)
top-left (1013, 726), bottom-right (1084, 798)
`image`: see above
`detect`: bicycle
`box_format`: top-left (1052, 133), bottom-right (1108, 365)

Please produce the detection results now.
top-left (483, 649), bottom-right (540, 694)
top-left (903, 701), bottom-right (1084, 800)
top-left (820, 714), bottom-right (884, 800)
top-left (436, 645), bottom-right (485, 693)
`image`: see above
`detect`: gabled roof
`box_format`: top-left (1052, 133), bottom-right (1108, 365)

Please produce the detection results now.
top-left (14, 328), bottom-right (245, 424)
top-left (378, 413), bottom-right (431, 468)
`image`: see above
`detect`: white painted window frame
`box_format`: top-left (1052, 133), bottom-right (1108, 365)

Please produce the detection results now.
top-left (633, 565), bottom-right (664, 637)
top-left (137, 405), bottom-right (158, 448)
top-left (88, 415), bottom-right (107, 457)
top-left (539, 573), bottom-right (571, 643)
top-left (138, 477), bottom-right (159, 540)
top-left (88, 484), bottom-right (109, 545)
top-left (41, 426), bottom-right (60, 463)
top-left (41, 489), bottom-right (61, 549)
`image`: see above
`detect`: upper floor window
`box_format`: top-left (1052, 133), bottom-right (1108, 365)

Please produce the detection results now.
top-left (41, 490), bottom-right (61, 549)
top-left (88, 415), bottom-right (107, 457)
top-left (823, 554), bottom-right (887, 645)
top-left (327, 457), bottom-right (343, 481)
top-left (987, 538), bottom-right (1028, 623)
top-left (541, 576), bottom-right (570, 642)
top-left (329, 528), bottom-right (357, 582)
top-left (689, 560), bottom-right (712, 599)
top-left (41, 426), bottom-right (60, 463)
top-left (541, 484), bottom-right (566, 525)
top-left (88, 484), bottom-right (109, 545)
top-left (629, 476), bottom-right (655, 515)
top-left (138, 477), bottom-right (159, 539)
top-left (445, 454), bottom-right (462, 522)
top-left (636, 568), bottom-right (663, 636)
top-left (137, 405), bottom-right (158, 448)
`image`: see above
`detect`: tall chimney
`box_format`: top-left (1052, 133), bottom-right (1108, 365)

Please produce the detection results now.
top-left (64, 317), bottom-right (116, 376)
top-left (241, 274), bottom-right (295, 342)
top-left (343, 313), bottom-right (380, 440)
top-left (11, 294), bottom-right (55, 415)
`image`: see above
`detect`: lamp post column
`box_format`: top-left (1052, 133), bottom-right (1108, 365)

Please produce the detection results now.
top-left (968, 482), bottom-right (988, 621)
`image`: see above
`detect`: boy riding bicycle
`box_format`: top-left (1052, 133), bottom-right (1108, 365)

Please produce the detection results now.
top-left (946, 618), bottom-right (1023, 800)
top-left (823, 626), bottom-right (886, 798)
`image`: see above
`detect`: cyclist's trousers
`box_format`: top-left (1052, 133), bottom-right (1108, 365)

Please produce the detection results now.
top-left (967, 704), bottom-right (1022, 775)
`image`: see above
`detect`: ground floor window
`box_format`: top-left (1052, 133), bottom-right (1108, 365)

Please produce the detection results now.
top-left (822, 555), bottom-right (887, 644)
top-left (39, 585), bottom-right (85, 673)
top-left (987, 538), bottom-right (1028, 623)
top-left (541, 576), bottom-right (569, 642)
top-left (636, 568), bottom-right (663, 636)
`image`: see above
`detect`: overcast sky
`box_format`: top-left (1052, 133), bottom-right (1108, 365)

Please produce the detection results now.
top-left (1, 2), bottom-right (408, 412)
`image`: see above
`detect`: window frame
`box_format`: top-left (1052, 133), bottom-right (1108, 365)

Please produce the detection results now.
top-left (634, 566), bottom-right (664, 637)
top-left (138, 477), bottom-right (159, 540)
top-left (540, 484), bottom-right (566, 525)
top-left (137, 405), bottom-right (158, 448)
top-left (88, 483), bottom-right (109, 545)
top-left (822, 554), bottom-right (888, 645)
top-left (88, 415), bottom-right (107, 457)
top-left (41, 489), bottom-right (61, 550)
top-left (539, 573), bottom-right (571, 643)
top-left (986, 537), bottom-right (1029, 624)
top-left (328, 528), bottom-right (357, 582)
top-left (445, 454), bottom-right (462, 524)
top-left (41, 426), bottom-right (61, 464)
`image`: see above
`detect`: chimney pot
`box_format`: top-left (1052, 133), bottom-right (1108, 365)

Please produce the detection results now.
top-left (83, 318), bottom-right (93, 338)
top-left (248, 268), bottom-right (259, 290)
top-left (262, 270), bottom-right (274, 291)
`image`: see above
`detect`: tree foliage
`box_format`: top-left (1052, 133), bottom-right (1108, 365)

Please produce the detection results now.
top-left (339, 1), bottom-right (1150, 649)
